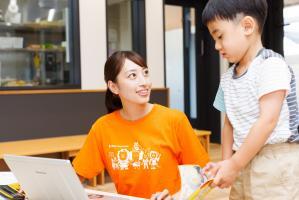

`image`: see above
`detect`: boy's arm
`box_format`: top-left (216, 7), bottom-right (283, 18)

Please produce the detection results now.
top-left (221, 115), bottom-right (233, 160)
top-left (231, 90), bottom-right (285, 169)
top-left (213, 90), bottom-right (286, 188)
top-left (212, 86), bottom-right (233, 159)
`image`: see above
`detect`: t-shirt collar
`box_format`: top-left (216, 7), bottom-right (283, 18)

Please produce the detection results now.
top-left (232, 48), bottom-right (265, 79)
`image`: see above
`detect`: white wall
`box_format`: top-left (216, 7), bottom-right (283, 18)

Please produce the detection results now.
top-left (79, 0), bottom-right (107, 90)
top-left (79, 0), bottom-right (165, 89)
top-left (165, 29), bottom-right (184, 111)
top-left (145, 0), bottom-right (165, 87)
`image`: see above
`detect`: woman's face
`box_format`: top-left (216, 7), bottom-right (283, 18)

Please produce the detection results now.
top-left (109, 58), bottom-right (152, 106)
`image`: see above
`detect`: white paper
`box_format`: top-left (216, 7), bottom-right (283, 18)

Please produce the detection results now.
top-left (0, 172), bottom-right (18, 185)
top-left (85, 189), bottom-right (145, 200)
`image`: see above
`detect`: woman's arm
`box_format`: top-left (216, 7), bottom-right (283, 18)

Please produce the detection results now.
top-left (150, 189), bottom-right (173, 200)
top-left (78, 174), bottom-right (86, 183)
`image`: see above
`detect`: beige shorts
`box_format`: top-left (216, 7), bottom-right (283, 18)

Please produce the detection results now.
top-left (230, 142), bottom-right (299, 200)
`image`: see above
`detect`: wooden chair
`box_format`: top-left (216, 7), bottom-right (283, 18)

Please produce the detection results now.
top-left (194, 129), bottom-right (211, 154)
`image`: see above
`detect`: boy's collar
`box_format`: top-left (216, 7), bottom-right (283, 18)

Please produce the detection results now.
top-left (232, 47), bottom-right (265, 79)
top-left (256, 47), bottom-right (265, 57)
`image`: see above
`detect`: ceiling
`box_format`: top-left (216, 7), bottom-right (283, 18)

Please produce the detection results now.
top-left (285, 0), bottom-right (299, 6)
top-left (109, 0), bottom-right (299, 7)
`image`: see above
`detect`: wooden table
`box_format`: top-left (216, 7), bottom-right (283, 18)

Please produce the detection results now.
top-left (0, 135), bottom-right (86, 159)
top-left (194, 129), bottom-right (211, 154)
top-left (0, 129), bottom-right (211, 186)
top-left (0, 135), bottom-right (105, 186)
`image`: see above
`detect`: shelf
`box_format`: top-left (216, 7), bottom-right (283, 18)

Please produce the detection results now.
top-left (0, 48), bottom-right (65, 53)
top-left (0, 22), bottom-right (65, 33)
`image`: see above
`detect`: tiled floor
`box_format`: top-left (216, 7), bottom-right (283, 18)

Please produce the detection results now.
top-left (89, 143), bottom-right (230, 199)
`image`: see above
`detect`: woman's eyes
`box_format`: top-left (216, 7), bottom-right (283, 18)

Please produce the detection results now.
top-left (143, 69), bottom-right (149, 76)
top-left (127, 69), bottom-right (149, 79)
top-left (128, 73), bottom-right (137, 79)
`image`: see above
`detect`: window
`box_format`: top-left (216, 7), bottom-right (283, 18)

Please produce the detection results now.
top-left (284, 3), bottom-right (299, 94)
top-left (106, 0), bottom-right (146, 59)
top-left (164, 5), bottom-right (197, 117)
top-left (0, 0), bottom-right (80, 89)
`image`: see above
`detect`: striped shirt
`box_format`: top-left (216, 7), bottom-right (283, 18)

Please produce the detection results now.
top-left (214, 49), bottom-right (299, 150)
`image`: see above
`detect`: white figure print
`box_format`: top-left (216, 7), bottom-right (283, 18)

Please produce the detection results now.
top-left (117, 149), bottom-right (130, 170)
top-left (131, 142), bottom-right (144, 169)
top-left (142, 154), bottom-right (149, 169)
top-left (111, 156), bottom-right (119, 170)
top-left (108, 142), bottom-right (162, 171)
top-left (109, 152), bottom-right (119, 170)
top-left (149, 150), bottom-right (161, 169)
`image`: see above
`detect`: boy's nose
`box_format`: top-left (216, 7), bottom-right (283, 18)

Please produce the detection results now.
top-left (215, 42), bottom-right (221, 51)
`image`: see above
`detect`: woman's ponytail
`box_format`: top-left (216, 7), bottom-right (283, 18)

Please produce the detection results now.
top-left (105, 89), bottom-right (122, 113)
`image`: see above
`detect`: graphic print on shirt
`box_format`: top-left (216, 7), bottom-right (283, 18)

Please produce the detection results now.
top-left (108, 141), bottom-right (161, 170)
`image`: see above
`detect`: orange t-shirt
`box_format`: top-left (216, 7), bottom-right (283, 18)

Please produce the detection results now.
top-left (73, 104), bottom-right (209, 198)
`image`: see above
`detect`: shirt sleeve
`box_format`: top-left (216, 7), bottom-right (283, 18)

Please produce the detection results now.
top-left (175, 112), bottom-right (210, 167)
top-left (72, 125), bottom-right (105, 179)
top-left (213, 86), bottom-right (226, 112)
top-left (258, 57), bottom-right (291, 99)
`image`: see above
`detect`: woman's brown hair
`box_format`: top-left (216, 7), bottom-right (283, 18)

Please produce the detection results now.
top-left (104, 51), bottom-right (148, 113)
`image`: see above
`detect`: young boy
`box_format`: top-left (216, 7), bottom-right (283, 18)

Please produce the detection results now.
top-left (202, 0), bottom-right (299, 199)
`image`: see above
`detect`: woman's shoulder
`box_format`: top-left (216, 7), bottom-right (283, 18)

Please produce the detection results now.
top-left (92, 111), bottom-right (118, 127)
top-left (154, 104), bottom-right (186, 119)
top-left (85, 112), bottom-right (119, 139)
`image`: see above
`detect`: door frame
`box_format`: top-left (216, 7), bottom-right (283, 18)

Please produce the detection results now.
top-left (164, 0), bottom-right (221, 143)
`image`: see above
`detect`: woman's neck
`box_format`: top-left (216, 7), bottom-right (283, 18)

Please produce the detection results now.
top-left (120, 103), bottom-right (153, 121)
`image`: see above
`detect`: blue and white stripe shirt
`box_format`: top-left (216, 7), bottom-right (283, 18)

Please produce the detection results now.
top-left (214, 49), bottom-right (299, 150)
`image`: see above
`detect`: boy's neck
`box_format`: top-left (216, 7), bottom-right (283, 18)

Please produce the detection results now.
top-left (237, 39), bottom-right (263, 71)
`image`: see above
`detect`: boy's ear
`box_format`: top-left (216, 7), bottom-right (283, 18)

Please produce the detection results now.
top-left (241, 16), bottom-right (255, 35)
top-left (107, 80), bottom-right (119, 95)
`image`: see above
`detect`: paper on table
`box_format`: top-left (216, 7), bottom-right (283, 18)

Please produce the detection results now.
top-left (0, 172), bottom-right (18, 185)
top-left (85, 189), bottom-right (145, 200)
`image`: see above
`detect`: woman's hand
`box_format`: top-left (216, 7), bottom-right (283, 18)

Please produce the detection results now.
top-left (150, 189), bottom-right (173, 200)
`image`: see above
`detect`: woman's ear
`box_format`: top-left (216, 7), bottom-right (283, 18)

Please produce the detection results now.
top-left (107, 80), bottom-right (119, 95)
top-left (241, 16), bottom-right (255, 35)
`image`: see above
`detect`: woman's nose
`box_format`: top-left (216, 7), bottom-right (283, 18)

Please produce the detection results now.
top-left (138, 75), bottom-right (149, 85)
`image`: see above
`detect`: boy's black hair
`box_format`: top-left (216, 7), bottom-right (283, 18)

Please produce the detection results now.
top-left (202, 0), bottom-right (268, 33)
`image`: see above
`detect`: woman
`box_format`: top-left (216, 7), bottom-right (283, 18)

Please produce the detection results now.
top-left (73, 51), bottom-right (209, 199)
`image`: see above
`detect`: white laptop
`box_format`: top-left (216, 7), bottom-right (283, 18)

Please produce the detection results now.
top-left (3, 154), bottom-right (143, 200)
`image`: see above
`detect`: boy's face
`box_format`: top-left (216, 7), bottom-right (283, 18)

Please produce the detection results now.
top-left (207, 18), bottom-right (250, 64)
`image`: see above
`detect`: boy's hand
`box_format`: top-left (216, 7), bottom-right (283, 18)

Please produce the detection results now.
top-left (150, 189), bottom-right (173, 200)
top-left (213, 159), bottom-right (241, 188)
top-left (203, 162), bottom-right (220, 179)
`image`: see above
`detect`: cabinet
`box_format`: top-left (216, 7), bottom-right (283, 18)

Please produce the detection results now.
top-left (0, 0), bottom-right (80, 89)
